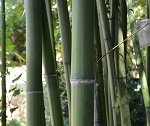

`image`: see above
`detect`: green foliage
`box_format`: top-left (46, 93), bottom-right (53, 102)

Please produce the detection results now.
top-left (4, 0), bottom-right (26, 66)
top-left (12, 89), bottom-right (22, 96)
top-left (6, 120), bottom-right (26, 126)
top-left (127, 73), bottom-right (146, 125)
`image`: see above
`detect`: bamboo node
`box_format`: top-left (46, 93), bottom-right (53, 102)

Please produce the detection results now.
top-left (70, 79), bottom-right (95, 85)
top-left (109, 17), bottom-right (115, 20)
top-left (112, 106), bottom-right (119, 110)
top-left (44, 73), bottom-right (57, 78)
top-left (63, 61), bottom-right (71, 64)
top-left (27, 91), bottom-right (42, 95)
top-left (118, 76), bottom-right (126, 80)
top-left (146, 107), bottom-right (150, 109)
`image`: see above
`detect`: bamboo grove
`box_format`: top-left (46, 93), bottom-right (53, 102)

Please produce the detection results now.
top-left (1, 0), bottom-right (150, 126)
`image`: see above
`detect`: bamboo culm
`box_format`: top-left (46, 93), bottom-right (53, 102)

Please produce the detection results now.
top-left (71, 0), bottom-right (95, 125)
top-left (1, 0), bottom-right (6, 125)
top-left (56, 0), bottom-right (72, 124)
top-left (42, 1), bottom-right (64, 125)
top-left (25, 0), bottom-right (45, 125)
top-left (126, 0), bottom-right (150, 125)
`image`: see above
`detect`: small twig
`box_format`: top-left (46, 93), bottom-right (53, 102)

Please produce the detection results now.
top-left (96, 21), bottom-right (150, 64)
top-left (56, 65), bottom-right (63, 72)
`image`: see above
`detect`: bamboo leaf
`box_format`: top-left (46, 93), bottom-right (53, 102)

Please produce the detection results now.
top-left (12, 74), bottom-right (22, 83)
top-left (12, 89), bottom-right (21, 96)
top-left (9, 87), bottom-right (16, 92)
top-left (10, 107), bottom-right (18, 113)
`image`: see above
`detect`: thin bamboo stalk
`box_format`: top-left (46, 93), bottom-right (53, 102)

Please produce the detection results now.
top-left (117, 14), bottom-right (131, 126)
top-left (96, 0), bottom-right (118, 125)
top-left (109, 0), bottom-right (117, 48)
top-left (42, 1), bottom-right (64, 126)
top-left (114, 9), bottom-right (122, 126)
top-left (45, 0), bottom-right (57, 67)
top-left (94, 12), bottom-right (107, 126)
top-left (146, 0), bottom-right (150, 93)
top-left (100, 26), bottom-right (113, 126)
top-left (1, 0), bottom-right (6, 125)
top-left (56, 0), bottom-right (71, 124)
top-left (25, 0), bottom-right (44, 125)
top-left (119, 0), bottom-right (127, 66)
top-left (98, 15), bottom-right (113, 126)
top-left (71, 0), bottom-right (95, 125)
top-left (126, 1), bottom-right (150, 125)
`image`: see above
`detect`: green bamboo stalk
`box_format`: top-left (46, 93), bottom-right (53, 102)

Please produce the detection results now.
top-left (100, 25), bottom-right (113, 126)
top-left (114, 9), bottom-right (122, 126)
top-left (96, 0), bottom-right (118, 125)
top-left (42, 101), bottom-right (46, 126)
top-left (98, 14), bottom-right (113, 126)
top-left (56, 0), bottom-right (71, 124)
top-left (45, 0), bottom-right (56, 66)
top-left (146, 0), bottom-right (150, 93)
top-left (126, 1), bottom-right (150, 125)
top-left (94, 85), bottom-right (101, 126)
top-left (119, 0), bottom-right (127, 66)
top-left (109, 0), bottom-right (117, 48)
top-left (71, 0), bottom-right (95, 125)
top-left (94, 12), bottom-right (107, 126)
top-left (42, 1), bottom-right (64, 126)
top-left (25, 0), bottom-right (45, 125)
top-left (1, 0), bottom-right (6, 125)
top-left (117, 15), bottom-right (131, 126)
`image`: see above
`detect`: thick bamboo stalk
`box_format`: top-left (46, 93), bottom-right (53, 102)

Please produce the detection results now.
top-left (126, 1), bottom-right (150, 125)
top-left (25, 0), bottom-right (45, 125)
top-left (56, 0), bottom-right (71, 124)
top-left (42, 1), bottom-right (64, 126)
top-left (71, 0), bottom-right (95, 125)
top-left (1, 0), bottom-right (6, 125)
top-left (96, 0), bottom-right (118, 125)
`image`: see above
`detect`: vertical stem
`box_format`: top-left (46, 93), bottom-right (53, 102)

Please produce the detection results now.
top-left (1, 0), bottom-right (6, 125)
top-left (45, 0), bottom-right (57, 67)
top-left (146, 0), bottom-right (150, 93)
top-left (98, 14), bottom-right (113, 126)
top-left (71, 0), bottom-right (95, 125)
top-left (126, 1), bottom-right (150, 125)
top-left (109, 0), bottom-right (117, 48)
top-left (25, 0), bottom-right (44, 125)
top-left (119, 0), bottom-right (127, 67)
top-left (94, 11), bottom-right (107, 126)
top-left (96, 0), bottom-right (118, 125)
top-left (117, 14), bottom-right (131, 126)
top-left (42, 1), bottom-right (64, 126)
top-left (56, 0), bottom-right (72, 124)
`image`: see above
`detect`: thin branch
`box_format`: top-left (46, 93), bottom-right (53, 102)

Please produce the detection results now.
top-left (96, 21), bottom-right (150, 64)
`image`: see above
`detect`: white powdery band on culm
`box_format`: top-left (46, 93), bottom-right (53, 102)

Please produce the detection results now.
top-left (27, 91), bottom-right (42, 95)
top-left (70, 79), bottom-right (95, 85)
